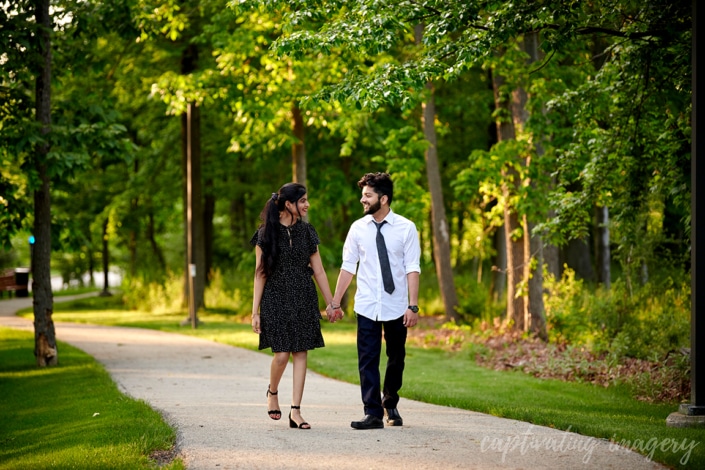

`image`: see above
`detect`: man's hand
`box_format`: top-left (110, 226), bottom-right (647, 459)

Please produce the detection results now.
top-left (325, 304), bottom-right (345, 323)
top-left (403, 309), bottom-right (418, 328)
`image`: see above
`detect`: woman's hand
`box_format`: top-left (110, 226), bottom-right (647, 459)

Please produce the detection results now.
top-left (325, 304), bottom-right (344, 323)
top-left (252, 313), bottom-right (261, 334)
top-left (325, 304), bottom-right (335, 322)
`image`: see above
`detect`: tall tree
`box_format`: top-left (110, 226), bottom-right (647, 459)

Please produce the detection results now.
top-left (254, 2), bottom-right (463, 321)
top-left (262, 0), bottom-right (689, 329)
top-left (292, 103), bottom-right (306, 185)
top-left (416, 25), bottom-right (460, 322)
top-left (133, 0), bottom-right (208, 316)
top-left (492, 64), bottom-right (527, 331)
top-left (516, 33), bottom-right (547, 339)
top-left (31, 0), bottom-right (57, 366)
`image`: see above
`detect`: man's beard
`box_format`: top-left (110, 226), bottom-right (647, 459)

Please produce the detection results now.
top-left (364, 199), bottom-right (381, 215)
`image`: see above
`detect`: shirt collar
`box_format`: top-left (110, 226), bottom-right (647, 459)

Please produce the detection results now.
top-left (365, 209), bottom-right (395, 225)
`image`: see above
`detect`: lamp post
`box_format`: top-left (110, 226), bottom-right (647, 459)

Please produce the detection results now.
top-left (667, 0), bottom-right (705, 428)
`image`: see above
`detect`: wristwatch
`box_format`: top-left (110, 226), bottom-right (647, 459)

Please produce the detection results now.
top-left (407, 305), bottom-right (419, 313)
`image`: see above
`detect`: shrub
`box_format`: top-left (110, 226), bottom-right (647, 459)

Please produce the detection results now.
top-left (121, 268), bottom-right (252, 315)
top-left (203, 268), bottom-right (248, 314)
top-left (543, 267), bottom-right (690, 360)
top-left (454, 273), bottom-right (504, 324)
top-left (121, 271), bottom-right (184, 313)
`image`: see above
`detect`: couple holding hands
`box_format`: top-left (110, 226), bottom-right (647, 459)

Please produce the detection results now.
top-left (251, 172), bottom-right (421, 430)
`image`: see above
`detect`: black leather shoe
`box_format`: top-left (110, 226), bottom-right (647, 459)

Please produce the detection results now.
top-left (385, 408), bottom-right (403, 426)
top-left (351, 414), bottom-right (384, 429)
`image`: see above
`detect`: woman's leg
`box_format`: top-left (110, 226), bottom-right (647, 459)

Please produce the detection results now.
top-left (268, 352), bottom-right (289, 417)
top-left (290, 351), bottom-right (309, 426)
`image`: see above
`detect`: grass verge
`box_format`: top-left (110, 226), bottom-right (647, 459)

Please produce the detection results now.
top-left (14, 296), bottom-right (705, 469)
top-left (0, 326), bottom-right (182, 470)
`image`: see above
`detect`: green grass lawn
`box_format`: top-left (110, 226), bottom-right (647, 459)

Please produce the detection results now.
top-left (10, 295), bottom-right (705, 469)
top-left (0, 326), bottom-right (183, 470)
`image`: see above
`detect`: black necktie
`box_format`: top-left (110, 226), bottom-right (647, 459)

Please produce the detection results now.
top-left (374, 221), bottom-right (395, 294)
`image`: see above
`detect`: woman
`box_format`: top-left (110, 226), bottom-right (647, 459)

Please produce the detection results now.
top-left (251, 183), bottom-right (340, 429)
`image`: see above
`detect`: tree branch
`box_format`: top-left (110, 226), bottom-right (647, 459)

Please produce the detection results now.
top-left (529, 49), bottom-right (556, 75)
top-left (542, 23), bottom-right (689, 40)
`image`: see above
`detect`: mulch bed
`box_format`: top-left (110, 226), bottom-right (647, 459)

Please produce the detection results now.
top-left (406, 315), bottom-right (690, 403)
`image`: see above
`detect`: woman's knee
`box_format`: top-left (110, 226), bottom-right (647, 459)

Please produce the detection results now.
top-left (292, 351), bottom-right (307, 362)
top-left (272, 352), bottom-right (290, 367)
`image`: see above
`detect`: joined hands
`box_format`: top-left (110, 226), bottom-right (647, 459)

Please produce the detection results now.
top-left (325, 304), bottom-right (345, 323)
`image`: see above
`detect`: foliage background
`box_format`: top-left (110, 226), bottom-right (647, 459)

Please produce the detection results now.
top-left (0, 0), bottom-right (693, 399)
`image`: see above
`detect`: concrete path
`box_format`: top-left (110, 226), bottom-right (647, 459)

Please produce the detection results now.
top-left (0, 295), bottom-right (666, 469)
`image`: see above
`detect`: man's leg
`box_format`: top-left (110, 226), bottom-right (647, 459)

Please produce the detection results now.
top-left (382, 316), bottom-right (406, 424)
top-left (357, 314), bottom-right (383, 418)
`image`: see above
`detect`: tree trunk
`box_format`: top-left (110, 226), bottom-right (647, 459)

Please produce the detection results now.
top-left (229, 197), bottom-right (249, 249)
top-left (563, 238), bottom-right (595, 282)
top-left (501, 199), bottom-right (525, 330)
top-left (492, 226), bottom-right (507, 301)
top-left (509, 76), bottom-right (530, 332)
top-left (147, 211), bottom-right (166, 270)
top-left (32, 0), bottom-right (57, 367)
top-left (127, 229), bottom-right (136, 276)
top-left (517, 32), bottom-right (547, 339)
top-left (528, 220), bottom-right (547, 340)
top-left (595, 205), bottom-right (611, 289)
top-left (292, 103), bottom-right (306, 186)
top-left (544, 218), bottom-right (561, 280)
top-left (128, 159), bottom-right (139, 278)
top-left (88, 247), bottom-right (95, 287)
top-left (456, 207), bottom-right (465, 270)
top-left (204, 180), bottom-right (215, 285)
top-left (100, 219), bottom-right (111, 296)
top-left (492, 69), bottom-right (525, 329)
top-left (415, 25), bottom-right (459, 323)
top-left (492, 31), bottom-right (548, 339)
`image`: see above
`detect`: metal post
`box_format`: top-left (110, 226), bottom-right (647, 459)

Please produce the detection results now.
top-left (687, 0), bottom-right (705, 415)
top-left (667, 0), bottom-right (705, 427)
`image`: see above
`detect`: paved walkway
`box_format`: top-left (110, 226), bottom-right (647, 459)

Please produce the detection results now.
top-left (0, 295), bottom-right (665, 469)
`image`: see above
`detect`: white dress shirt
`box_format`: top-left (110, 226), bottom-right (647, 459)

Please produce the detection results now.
top-left (341, 209), bottom-right (421, 321)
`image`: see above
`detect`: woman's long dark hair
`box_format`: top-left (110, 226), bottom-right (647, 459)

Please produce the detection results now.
top-left (256, 182), bottom-right (307, 277)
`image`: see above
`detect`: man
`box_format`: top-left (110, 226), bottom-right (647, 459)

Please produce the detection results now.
top-left (331, 172), bottom-right (421, 430)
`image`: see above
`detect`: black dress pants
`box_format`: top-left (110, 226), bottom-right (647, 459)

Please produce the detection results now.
top-left (356, 314), bottom-right (407, 418)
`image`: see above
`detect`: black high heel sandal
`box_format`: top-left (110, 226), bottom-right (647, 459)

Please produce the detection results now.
top-left (289, 405), bottom-right (310, 429)
top-left (266, 386), bottom-right (281, 420)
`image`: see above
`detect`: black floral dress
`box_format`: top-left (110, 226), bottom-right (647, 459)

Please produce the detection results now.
top-left (251, 221), bottom-right (325, 353)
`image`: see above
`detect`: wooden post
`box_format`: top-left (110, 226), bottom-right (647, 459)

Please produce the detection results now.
top-left (187, 104), bottom-right (198, 329)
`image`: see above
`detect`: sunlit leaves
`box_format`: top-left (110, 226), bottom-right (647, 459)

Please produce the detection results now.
top-left (134, 0), bottom-right (191, 41)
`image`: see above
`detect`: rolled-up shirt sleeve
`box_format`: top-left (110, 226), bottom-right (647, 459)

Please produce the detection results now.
top-left (403, 224), bottom-right (421, 274)
top-left (341, 228), bottom-right (359, 274)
